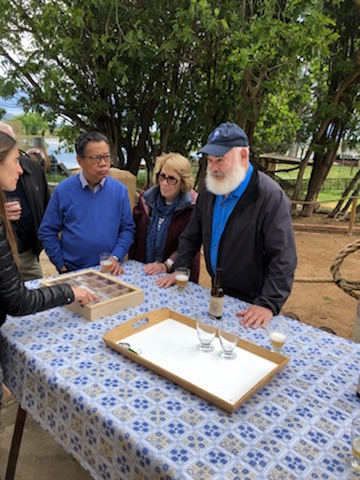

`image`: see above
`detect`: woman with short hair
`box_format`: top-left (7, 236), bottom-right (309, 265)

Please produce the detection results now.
top-left (130, 152), bottom-right (200, 282)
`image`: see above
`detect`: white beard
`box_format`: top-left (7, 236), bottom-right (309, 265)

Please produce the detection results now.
top-left (205, 162), bottom-right (247, 196)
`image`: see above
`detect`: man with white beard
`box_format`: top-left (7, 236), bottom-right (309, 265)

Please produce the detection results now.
top-left (157, 122), bottom-right (297, 328)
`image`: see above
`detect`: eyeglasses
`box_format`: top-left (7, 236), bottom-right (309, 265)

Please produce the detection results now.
top-left (83, 154), bottom-right (112, 164)
top-left (158, 173), bottom-right (181, 185)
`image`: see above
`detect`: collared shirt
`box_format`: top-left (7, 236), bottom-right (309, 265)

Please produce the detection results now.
top-left (210, 163), bottom-right (253, 274)
top-left (79, 171), bottom-right (107, 193)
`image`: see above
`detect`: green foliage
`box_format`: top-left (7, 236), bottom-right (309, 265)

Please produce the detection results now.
top-left (0, 0), bottom-right (358, 204)
top-left (46, 174), bottom-right (67, 183)
top-left (136, 170), bottom-right (148, 190)
top-left (14, 113), bottom-right (48, 136)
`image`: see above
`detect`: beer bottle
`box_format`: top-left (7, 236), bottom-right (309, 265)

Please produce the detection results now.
top-left (209, 268), bottom-right (224, 319)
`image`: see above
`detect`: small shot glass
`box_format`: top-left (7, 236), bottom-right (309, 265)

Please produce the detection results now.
top-left (218, 321), bottom-right (239, 360)
top-left (196, 320), bottom-right (217, 353)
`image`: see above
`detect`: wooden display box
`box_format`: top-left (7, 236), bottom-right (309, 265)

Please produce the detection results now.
top-left (41, 269), bottom-right (144, 321)
top-left (103, 309), bottom-right (290, 413)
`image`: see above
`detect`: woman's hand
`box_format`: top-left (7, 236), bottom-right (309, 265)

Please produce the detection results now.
top-left (144, 262), bottom-right (167, 275)
top-left (156, 272), bottom-right (176, 288)
top-left (72, 287), bottom-right (98, 305)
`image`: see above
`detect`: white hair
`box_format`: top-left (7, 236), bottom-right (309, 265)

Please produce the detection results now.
top-left (0, 121), bottom-right (16, 138)
top-left (205, 147), bottom-right (248, 195)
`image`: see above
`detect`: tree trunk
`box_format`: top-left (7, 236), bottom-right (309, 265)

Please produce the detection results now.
top-left (237, 68), bottom-right (265, 149)
top-left (339, 183), bottom-right (360, 217)
top-left (292, 111), bottom-right (334, 212)
top-left (329, 169), bottom-right (360, 217)
top-left (301, 117), bottom-right (342, 217)
top-left (301, 145), bottom-right (338, 216)
top-left (161, 109), bottom-right (174, 154)
top-left (195, 156), bottom-right (207, 191)
top-left (126, 100), bottom-right (157, 176)
top-left (160, 68), bottom-right (178, 153)
top-left (292, 147), bottom-right (313, 214)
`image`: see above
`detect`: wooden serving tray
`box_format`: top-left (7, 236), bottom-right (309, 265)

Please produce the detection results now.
top-left (103, 309), bottom-right (289, 413)
top-left (41, 269), bottom-right (144, 321)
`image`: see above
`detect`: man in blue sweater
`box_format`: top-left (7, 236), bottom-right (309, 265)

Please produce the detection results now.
top-left (38, 132), bottom-right (135, 275)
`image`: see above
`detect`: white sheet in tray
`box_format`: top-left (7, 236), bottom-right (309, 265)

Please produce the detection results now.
top-left (121, 318), bottom-right (278, 405)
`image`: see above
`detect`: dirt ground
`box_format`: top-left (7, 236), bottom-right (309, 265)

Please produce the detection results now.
top-left (40, 216), bottom-right (360, 341)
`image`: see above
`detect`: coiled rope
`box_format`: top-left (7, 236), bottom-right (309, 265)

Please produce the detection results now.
top-left (330, 239), bottom-right (360, 300)
top-left (294, 239), bottom-right (360, 300)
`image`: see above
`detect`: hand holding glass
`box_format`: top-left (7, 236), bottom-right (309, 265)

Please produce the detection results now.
top-left (196, 320), bottom-right (216, 353)
top-left (5, 197), bottom-right (21, 221)
top-left (219, 321), bottom-right (239, 360)
top-left (268, 316), bottom-right (288, 352)
top-left (175, 267), bottom-right (190, 291)
top-left (351, 415), bottom-right (360, 471)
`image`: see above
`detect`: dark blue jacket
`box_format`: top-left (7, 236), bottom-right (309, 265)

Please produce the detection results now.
top-left (175, 166), bottom-right (297, 314)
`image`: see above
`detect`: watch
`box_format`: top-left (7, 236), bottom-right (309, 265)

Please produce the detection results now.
top-left (164, 258), bottom-right (174, 272)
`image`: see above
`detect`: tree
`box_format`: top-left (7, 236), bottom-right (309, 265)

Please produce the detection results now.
top-left (0, 0), bottom-right (234, 175)
top-left (0, 0), bottom-right (343, 187)
top-left (14, 112), bottom-right (48, 135)
top-left (0, 0), bottom-right (205, 173)
top-left (292, 0), bottom-right (360, 216)
top-left (222, 1), bottom-right (335, 154)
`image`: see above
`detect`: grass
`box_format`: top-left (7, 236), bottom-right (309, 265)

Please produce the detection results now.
top-left (276, 164), bottom-right (360, 180)
top-left (317, 190), bottom-right (347, 203)
top-left (275, 164), bottom-right (359, 208)
top-left (47, 174), bottom-right (67, 183)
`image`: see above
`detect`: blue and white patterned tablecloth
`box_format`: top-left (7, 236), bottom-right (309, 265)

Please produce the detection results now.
top-left (1, 260), bottom-right (360, 480)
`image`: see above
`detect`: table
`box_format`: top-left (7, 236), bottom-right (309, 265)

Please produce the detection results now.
top-left (1, 260), bottom-right (360, 480)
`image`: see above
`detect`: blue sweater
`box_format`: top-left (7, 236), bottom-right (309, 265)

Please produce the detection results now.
top-left (38, 175), bottom-right (135, 271)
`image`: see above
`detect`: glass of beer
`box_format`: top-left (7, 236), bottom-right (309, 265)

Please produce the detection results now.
top-left (268, 316), bottom-right (288, 352)
top-left (174, 267), bottom-right (190, 292)
top-left (196, 319), bottom-right (217, 353)
top-left (351, 415), bottom-right (360, 471)
top-left (218, 320), bottom-right (239, 360)
top-left (99, 252), bottom-right (113, 273)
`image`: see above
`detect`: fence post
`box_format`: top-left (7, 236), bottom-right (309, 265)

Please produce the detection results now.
top-left (348, 196), bottom-right (358, 235)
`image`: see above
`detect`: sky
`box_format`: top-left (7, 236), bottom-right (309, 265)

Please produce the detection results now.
top-left (0, 95), bottom-right (25, 117)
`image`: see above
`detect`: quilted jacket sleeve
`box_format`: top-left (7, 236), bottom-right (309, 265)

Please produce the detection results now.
top-left (0, 219), bottom-right (74, 325)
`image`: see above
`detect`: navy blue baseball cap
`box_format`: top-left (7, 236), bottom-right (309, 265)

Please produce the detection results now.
top-left (198, 122), bottom-right (249, 156)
